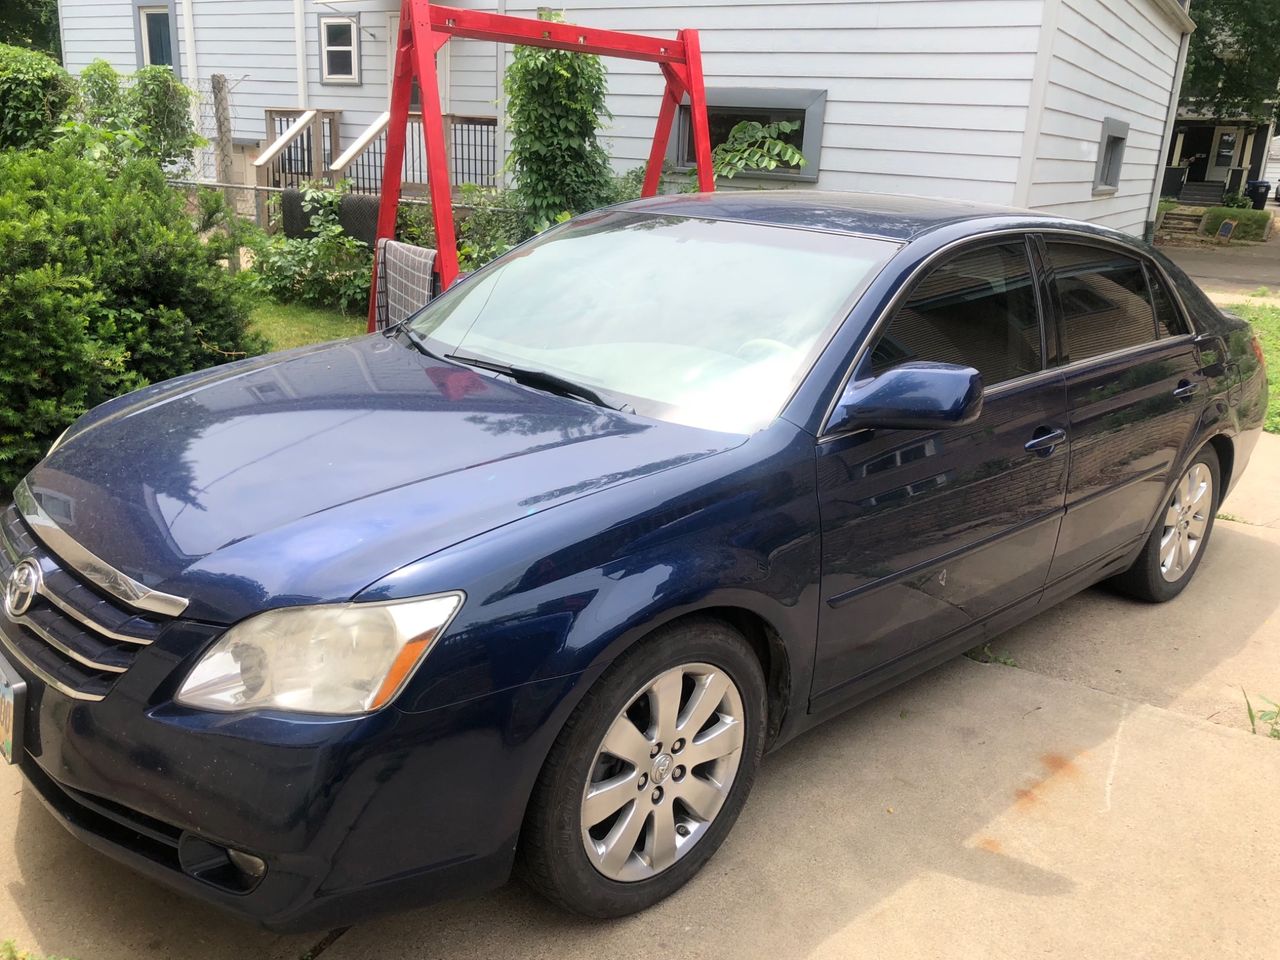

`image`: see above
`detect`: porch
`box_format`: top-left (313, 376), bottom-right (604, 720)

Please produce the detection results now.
top-left (1162, 118), bottom-right (1273, 204)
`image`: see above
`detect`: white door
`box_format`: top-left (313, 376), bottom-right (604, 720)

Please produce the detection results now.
top-left (1207, 126), bottom-right (1241, 182)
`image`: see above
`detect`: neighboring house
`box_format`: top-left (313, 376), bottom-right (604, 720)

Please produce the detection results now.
top-left (56, 0), bottom-right (1196, 238)
top-left (1163, 107), bottom-right (1276, 205)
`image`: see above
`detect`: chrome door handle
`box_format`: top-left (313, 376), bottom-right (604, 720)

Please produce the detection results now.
top-left (1025, 427), bottom-right (1067, 455)
top-left (1173, 380), bottom-right (1201, 400)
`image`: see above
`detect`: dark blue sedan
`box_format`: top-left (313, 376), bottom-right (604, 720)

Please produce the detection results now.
top-left (0, 192), bottom-right (1267, 929)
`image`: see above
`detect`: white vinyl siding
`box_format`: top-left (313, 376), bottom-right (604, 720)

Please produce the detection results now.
top-left (59, 1), bottom-right (137, 73)
top-left (1024, 0), bottom-right (1182, 234)
top-left (478, 0), bottom-right (1041, 204)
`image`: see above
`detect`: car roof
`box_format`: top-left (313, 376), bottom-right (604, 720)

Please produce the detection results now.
top-left (611, 189), bottom-right (1056, 243)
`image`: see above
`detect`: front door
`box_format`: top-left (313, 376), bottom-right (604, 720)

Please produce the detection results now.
top-left (1040, 240), bottom-right (1207, 582)
top-left (812, 237), bottom-right (1069, 704)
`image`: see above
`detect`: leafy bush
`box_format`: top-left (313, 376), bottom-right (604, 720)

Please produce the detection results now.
top-left (504, 9), bottom-right (614, 230)
top-left (455, 184), bottom-right (530, 272)
top-left (1220, 191), bottom-right (1252, 209)
top-left (64, 59), bottom-right (201, 170)
top-left (250, 182), bottom-right (372, 314)
top-left (396, 201), bottom-right (438, 249)
top-left (0, 43), bottom-right (74, 149)
top-left (1203, 206), bottom-right (1273, 241)
top-left (712, 119), bottom-right (806, 180)
top-left (0, 147), bottom-right (263, 489)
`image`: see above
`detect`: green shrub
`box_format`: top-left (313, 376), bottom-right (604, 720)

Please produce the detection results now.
top-left (396, 201), bottom-right (438, 249)
top-left (1202, 206), bottom-right (1273, 241)
top-left (250, 182), bottom-right (372, 314)
top-left (503, 9), bottom-right (614, 230)
top-left (0, 43), bottom-right (74, 149)
top-left (455, 184), bottom-right (530, 272)
top-left (0, 147), bottom-right (263, 489)
top-left (1220, 191), bottom-right (1252, 209)
top-left (61, 59), bottom-right (202, 170)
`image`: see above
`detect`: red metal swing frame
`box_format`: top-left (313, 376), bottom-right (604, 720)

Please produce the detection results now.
top-left (368, 0), bottom-right (716, 331)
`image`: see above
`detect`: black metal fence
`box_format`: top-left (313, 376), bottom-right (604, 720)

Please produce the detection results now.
top-left (345, 115), bottom-right (500, 194)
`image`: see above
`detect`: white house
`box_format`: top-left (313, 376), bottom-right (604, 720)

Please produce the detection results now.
top-left (55, 0), bottom-right (1197, 237)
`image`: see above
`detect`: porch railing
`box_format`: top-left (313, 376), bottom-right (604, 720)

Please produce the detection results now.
top-left (330, 113), bottom-right (500, 194)
top-left (255, 108), bottom-right (343, 191)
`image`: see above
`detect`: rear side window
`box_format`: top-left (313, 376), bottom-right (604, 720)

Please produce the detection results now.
top-left (1148, 267), bottom-right (1189, 337)
top-left (1045, 242), bottom-right (1156, 362)
top-left (870, 240), bottom-right (1042, 387)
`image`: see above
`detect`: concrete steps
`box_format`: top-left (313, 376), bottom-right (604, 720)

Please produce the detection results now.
top-left (1180, 181), bottom-right (1226, 206)
top-left (1159, 210), bottom-right (1204, 239)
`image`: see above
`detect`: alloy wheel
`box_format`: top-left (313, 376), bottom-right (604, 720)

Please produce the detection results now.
top-left (579, 662), bottom-right (745, 882)
top-left (1159, 462), bottom-right (1213, 582)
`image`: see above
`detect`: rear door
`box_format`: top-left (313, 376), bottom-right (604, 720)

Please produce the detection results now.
top-left (812, 236), bottom-right (1069, 703)
top-left (1040, 238), bottom-right (1205, 582)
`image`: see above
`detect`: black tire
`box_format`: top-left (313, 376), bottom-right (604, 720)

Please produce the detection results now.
top-left (1109, 444), bottom-right (1220, 602)
top-left (520, 618), bottom-right (767, 918)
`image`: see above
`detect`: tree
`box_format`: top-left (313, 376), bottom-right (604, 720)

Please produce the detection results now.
top-left (0, 0), bottom-right (61, 61)
top-left (1182, 0), bottom-right (1280, 120)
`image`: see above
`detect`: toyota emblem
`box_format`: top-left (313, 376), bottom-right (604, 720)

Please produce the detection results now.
top-left (4, 559), bottom-right (41, 619)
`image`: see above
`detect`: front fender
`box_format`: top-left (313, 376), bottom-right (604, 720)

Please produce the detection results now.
top-left (364, 419), bottom-right (821, 733)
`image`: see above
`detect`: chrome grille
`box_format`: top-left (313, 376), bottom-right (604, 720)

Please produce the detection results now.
top-left (0, 505), bottom-right (163, 701)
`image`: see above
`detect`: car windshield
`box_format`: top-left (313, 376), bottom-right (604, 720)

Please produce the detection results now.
top-left (408, 211), bottom-right (898, 433)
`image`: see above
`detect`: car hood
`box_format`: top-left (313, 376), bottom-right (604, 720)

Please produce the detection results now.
top-left (25, 335), bottom-right (742, 623)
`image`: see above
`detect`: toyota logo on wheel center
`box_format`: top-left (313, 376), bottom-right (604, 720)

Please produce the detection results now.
top-left (4, 559), bottom-right (41, 619)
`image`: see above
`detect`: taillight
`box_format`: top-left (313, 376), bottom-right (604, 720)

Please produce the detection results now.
top-left (1251, 335), bottom-right (1266, 368)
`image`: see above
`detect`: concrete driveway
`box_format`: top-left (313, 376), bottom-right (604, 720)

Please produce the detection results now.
top-left (1161, 227), bottom-right (1280, 303)
top-left (4, 441), bottom-right (1279, 960)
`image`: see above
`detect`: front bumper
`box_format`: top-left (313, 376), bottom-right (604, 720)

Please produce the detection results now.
top-left (3, 621), bottom-right (587, 930)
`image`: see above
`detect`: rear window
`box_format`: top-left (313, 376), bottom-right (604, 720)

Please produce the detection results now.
top-left (1045, 242), bottom-right (1157, 363)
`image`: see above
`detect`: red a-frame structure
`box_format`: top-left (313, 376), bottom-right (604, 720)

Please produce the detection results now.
top-left (368, 0), bottom-right (716, 331)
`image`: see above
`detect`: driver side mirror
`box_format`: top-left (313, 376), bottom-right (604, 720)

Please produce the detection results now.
top-left (827, 361), bottom-right (984, 434)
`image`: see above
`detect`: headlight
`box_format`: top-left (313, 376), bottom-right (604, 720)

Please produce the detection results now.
top-left (175, 592), bottom-right (464, 715)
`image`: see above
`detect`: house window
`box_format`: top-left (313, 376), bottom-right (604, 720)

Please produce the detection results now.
top-left (1093, 117), bottom-right (1129, 195)
top-left (1215, 131), bottom-right (1238, 167)
top-left (138, 6), bottom-right (174, 67)
top-left (321, 16), bottom-right (360, 84)
top-left (670, 88), bottom-right (826, 183)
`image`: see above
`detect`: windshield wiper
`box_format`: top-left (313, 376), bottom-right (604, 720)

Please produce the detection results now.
top-left (396, 326), bottom-right (450, 363)
top-left (446, 353), bottom-right (622, 411)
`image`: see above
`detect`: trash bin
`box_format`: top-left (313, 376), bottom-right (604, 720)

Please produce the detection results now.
top-left (1245, 180), bottom-right (1270, 210)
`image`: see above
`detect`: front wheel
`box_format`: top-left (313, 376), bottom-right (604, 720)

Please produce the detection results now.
top-left (520, 619), bottom-right (766, 917)
top-left (1110, 445), bottom-right (1220, 602)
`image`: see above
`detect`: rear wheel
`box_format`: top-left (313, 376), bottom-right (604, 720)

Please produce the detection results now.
top-left (521, 619), bottom-right (766, 917)
top-left (1110, 445), bottom-right (1219, 602)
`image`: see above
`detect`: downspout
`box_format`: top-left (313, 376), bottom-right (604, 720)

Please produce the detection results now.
top-left (180, 0), bottom-right (200, 129)
top-left (1148, 11), bottom-right (1195, 238)
top-left (293, 0), bottom-right (308, 107)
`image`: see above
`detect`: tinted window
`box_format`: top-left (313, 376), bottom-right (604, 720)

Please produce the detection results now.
top-left (1148, 267), bottom-right (1189, 337)
top-left (870, 241), bottom-right (1041, 387)
top-left (1046, 242), bottom-right (1156, 362)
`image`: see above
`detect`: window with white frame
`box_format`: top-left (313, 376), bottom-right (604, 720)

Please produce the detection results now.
top-left (1093, 117), bottom-right (1129, 195)
top-left (321, 16), bottom-right (360, 84)
top-left (138, 6), bottom-right (174, 67)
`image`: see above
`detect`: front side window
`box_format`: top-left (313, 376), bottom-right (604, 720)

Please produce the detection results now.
top-left (870, 240), bottom-right (1042, 388)
top-left (409, 213), bottom-right (898, 433)
top-left (139, 6), bottom-right (174, 67)
top-left (321, 17), bottom-right (359, 83)
top-left (1045, 242), bottom-right (1157, 363)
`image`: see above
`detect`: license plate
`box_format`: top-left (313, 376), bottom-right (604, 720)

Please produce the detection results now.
top-left (0, 652), bottom-right (25, 765)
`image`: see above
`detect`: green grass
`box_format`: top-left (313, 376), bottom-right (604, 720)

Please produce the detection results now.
top-left (249, 301), bottom-right (365, 352)
top-left (1234, 303), bottom-right (1280, 433)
